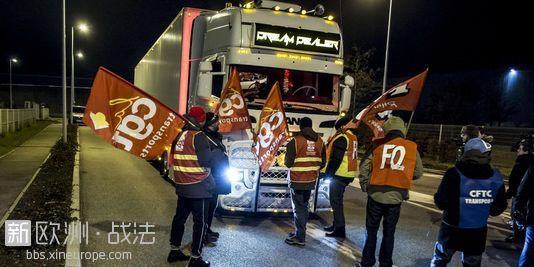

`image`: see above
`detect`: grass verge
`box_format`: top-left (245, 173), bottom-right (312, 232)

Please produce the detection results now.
top-left (0, 124), bottom-right (77, 266)
top-left (0, 120), bottom-right (53, 157)
top-left (422, 145), bottom-right (516, 176)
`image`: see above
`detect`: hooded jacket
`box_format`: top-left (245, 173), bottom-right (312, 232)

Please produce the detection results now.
top-left (434, 150), bottom-right (507, 254)
top-left (285, 127), bottom-right (326, 190)
top-left (203, 124), bottom-right (231, 195)
top-left (359, 117), bottom-right (423, 205)
top-left (507, 154), bottom-right (534, 198)
top-left (174, 115), bottom-right (215, 199)
top-left (514, 166), bottom-right (534, 226)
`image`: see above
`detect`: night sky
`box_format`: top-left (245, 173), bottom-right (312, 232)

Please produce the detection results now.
top-left (0, 0), bottom-right (532, 84)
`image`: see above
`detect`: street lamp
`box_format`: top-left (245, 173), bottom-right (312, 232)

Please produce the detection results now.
top-left (381, 0), bottom-right (393, 94)
top-left (9, 58), bottom-right (18, 109)
top-left (70, 23), bottom-right (89, 124)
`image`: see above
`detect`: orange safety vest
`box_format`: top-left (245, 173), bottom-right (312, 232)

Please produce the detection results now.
top-left (323, 130), bottom-right (358, 178)
top-left (370, 137), bottom-right (417, 189)
top-left (289, 135), bottom-right (324, 183)
top-left (172, 130), bottom-right (210, 185)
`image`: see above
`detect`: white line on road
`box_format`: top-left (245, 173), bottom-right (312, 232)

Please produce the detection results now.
top-left (0, 152), bottom-right (51, 228)
top-left (66, 128), bottom-right (82, 267)
top-left (350, 176), bottom-right (513, 234)
top-left (0, 147), bottom-right (17, 159)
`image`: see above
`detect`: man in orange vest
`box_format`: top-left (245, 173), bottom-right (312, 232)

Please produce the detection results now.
top-left (357, 116), bottom-right (423, 267)
top-left (322, 116), bottom-right (359, 238)
top-left (168, 106), bottom-right (215, 267)
top-left (284, 117), bottom-right (326, 246)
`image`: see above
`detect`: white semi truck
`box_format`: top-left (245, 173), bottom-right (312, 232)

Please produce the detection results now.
top-left (134, 1), bottom-right (353, 213)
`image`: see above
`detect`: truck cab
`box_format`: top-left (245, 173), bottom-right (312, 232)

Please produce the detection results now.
top-left (135, 1), bottom-right (353, 213)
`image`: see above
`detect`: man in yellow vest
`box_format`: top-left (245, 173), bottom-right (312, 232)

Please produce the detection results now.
top-left (357, 116), bottom-right (423, 267)
top-left (284, 117), bottom-right (326, 246)
top-left (168, 106), bottom-right (214, 267)
top-left (322, 116), bottom-right (359, 238)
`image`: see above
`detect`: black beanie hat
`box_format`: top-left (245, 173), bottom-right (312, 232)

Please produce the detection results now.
top-left (299, 117), bottom-right (312, 130)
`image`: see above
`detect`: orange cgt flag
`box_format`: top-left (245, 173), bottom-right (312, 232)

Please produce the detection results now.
top-left (252, 82), bottom-right (289, 172)
top-left (347, 69), bottom-right (428, 139)
top-left (215, 68), bottom-right (252, 132)
top-left (82, 67), bottom-right (185, 160)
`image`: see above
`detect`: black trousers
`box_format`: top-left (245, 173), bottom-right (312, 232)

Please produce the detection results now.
top-left (361, 197), bottom-right (402, 267)
top-left (329, 178), bottom-right (350, 229)
top-left (206, 194), bottom-right (219, 230)
top-left (291, 189), bottom-right (312, 240)
top-left (170, 196), bottom-right (210, 257)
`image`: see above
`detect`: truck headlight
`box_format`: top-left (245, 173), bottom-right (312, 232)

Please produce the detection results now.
top-left (225, 167), bottom-right (243, 182)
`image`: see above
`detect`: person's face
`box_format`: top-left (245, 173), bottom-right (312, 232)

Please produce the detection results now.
top-left (518, 144), bottom-right (528, 156)
top-left (208, 121), bottom-right (220, 132)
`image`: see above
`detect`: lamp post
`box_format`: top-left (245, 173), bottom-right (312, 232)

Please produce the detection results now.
top-left (9, 58), bottom-right (18, 109)
top-left (381, 0), bottom-right (393, 94)
top-left (62, 0), bottom-right (67, 143)
top-left (70, 23), bottom-right (88, 124)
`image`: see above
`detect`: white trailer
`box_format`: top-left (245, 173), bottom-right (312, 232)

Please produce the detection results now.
top-left (134, 1), bottom-right (353, 213)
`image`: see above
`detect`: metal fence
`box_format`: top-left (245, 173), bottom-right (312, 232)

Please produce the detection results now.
top-left (0, 109), bottom-right (37, 135)
top-left (409, 123), bottom-right (534, 147)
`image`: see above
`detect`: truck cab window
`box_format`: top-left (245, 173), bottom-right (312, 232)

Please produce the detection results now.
top-left (211, 60), bottom-right (224, 97)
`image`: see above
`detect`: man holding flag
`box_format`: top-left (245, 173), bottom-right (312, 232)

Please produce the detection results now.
top-left (322, 116), bottom-right (359, 238)
top-left (354, 70), bottom-right (427, 267)
top-left (168, 106), bottom-right (214, 267)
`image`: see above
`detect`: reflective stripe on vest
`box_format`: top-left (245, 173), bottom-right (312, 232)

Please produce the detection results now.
top-left (289, 135), bottom-right (324, 183)
top-left (369, 137), bottom-right (417, 189)
top-left (458, 168), bottom-right (503, 228)
top-left (172, 130), bottom-right (210, 185)
top-left (322, 130), bottom-right (358, 178)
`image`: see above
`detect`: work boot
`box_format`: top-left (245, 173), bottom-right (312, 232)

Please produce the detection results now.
top-left (323, 224), bottom-right (335, 233)
top-left (167, 249), bottom-right (189, 262)
top-left (285, 235), bottom-right (305, 247)
top-left (325, 227), bottom-right (346, 238)
top-left (207, 228), bottom-right (220, 238)
top-left (188, 256), bottom-right (210, 267)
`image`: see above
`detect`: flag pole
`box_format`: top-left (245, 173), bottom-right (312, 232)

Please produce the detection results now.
top-left (406, 111), bottom-right (415, 134)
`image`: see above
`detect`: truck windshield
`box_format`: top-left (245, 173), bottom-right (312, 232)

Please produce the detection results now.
top-left (234, 65), bottom-right (338, 109)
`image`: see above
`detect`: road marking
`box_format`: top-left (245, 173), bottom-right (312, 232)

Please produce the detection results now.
top-left (307, 223), bottom-right (361, 260)
top-left (0, 152), bottom-right (51, 228)
top-left (0, 148), bottom-right (17, 159)
top-left (65, 128), bottom-right (81, 267)
top-left (350, 177), bottom-right (513, 234)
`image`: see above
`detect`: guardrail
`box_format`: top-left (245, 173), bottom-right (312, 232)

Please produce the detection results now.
top-left (0, 109), bottom-right (37, 135)
top-left (409, 123), bottom-right (534, 147)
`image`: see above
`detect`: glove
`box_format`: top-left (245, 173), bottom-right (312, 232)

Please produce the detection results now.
top-left (512, 209), bottom-right (526, 231)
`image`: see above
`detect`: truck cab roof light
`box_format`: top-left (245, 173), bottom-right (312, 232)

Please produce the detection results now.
top-left (288, 7), bottom-right (294, 13)
top-left (326, 15), bottom-right (334, 21)
top-left (274, 5), bottom-right (281, 11)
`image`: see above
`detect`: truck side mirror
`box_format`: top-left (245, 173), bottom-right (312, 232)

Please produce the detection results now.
top-left (197, 62), bottom-right (213, 98)
top-left (340, 75), bottom-right (354, 112)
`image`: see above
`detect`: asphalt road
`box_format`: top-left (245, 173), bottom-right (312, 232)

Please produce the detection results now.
top-left (0, 123), bottom-right (60, 220)
top-left (79, 126), bottom-right (522, 267)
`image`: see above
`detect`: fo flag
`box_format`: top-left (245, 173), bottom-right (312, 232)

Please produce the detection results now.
top-left (216, 68), bottom-right (252, 132)
top-left (349, 69), bottom-right (428, 139)
top-left (82, 67), bottom-right (185, 160)
top-left (252, 82), bottom-right (289, 172)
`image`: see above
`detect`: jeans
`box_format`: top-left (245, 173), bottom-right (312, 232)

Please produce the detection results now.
top-left (170, 196), bottom-right (210, 256)
top-left (329, 178), bottom-right (349, 229)
top-left (361, 197), bottom-right (401, 267)
top-left (430, 242), bottom-right (482, 267)
top-left (520, 226), bottom-right (534, 267)
top-left (291, 189), bottom-right (312, 241)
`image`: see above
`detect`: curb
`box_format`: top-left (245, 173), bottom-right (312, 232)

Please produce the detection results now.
top-left (65, 128), bottom-right (81, 267)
